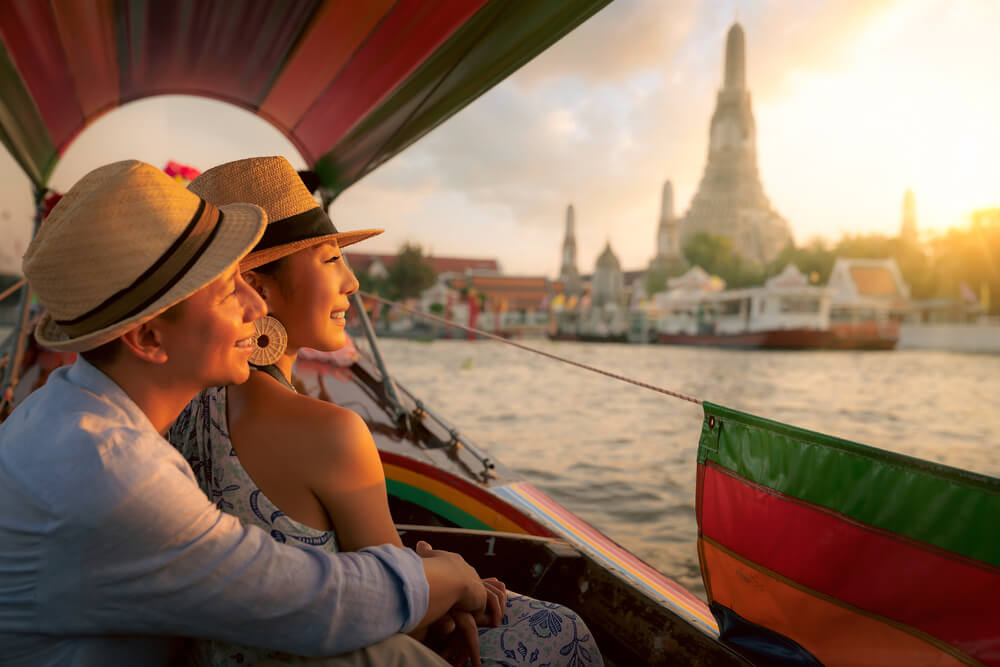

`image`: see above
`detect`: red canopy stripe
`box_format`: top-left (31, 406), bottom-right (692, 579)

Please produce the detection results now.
top-left (116, 1), bottom-right (318, 108)
top-left (258, 0), bottom-right (395, 134)
top-left (51, 0), bottom-right (118, 122)
top-left (293, 0), bottom-right (487, 163)
top-left (0, 0), bottom-right (82, 151)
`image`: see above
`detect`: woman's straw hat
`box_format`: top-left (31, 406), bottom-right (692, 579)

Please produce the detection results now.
top-left (187, 156), bottom-right (382, 271)
top-left (23, 160), bottom-right (267, 352)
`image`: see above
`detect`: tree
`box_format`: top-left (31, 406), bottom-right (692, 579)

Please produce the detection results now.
top-left (765, 239), bottom-right (836, 284)
top-left (385, 243), bottom-right (437, 301)
top-left (682, 233), bottom-right (765, 287)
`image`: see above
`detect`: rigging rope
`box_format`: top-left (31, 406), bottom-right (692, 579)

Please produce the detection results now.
top-left (358, 292), bottom-right (703, 406)
top-left (0, 279), bottom-right (27, 303)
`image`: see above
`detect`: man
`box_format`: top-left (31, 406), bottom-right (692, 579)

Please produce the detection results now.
top-left (0, 161), bottom-right (483, 666)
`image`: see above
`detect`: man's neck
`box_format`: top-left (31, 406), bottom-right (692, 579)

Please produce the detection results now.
top-left (94, 362), bottom-right (197, 435)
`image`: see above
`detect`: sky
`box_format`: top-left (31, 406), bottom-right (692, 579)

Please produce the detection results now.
top-left (1, 0), bottom-right (998, 276)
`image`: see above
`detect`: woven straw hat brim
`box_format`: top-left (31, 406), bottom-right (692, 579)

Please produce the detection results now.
top-left (35, 202), bottom-right (267, 352)
top-left (239, 228), bottom-right (382, 272)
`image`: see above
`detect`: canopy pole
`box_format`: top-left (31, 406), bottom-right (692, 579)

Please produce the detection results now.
top-left (0, 185), bottom-right (44, 416)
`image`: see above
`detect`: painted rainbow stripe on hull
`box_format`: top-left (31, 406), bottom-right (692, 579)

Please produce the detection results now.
top-left (380, 451), bottom-right (554, 536)
top-left (493, 482), bottom-right (719, 637)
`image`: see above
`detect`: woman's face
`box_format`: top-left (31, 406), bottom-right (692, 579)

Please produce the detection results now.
top-left (255, 241), bottom-right (359, 352)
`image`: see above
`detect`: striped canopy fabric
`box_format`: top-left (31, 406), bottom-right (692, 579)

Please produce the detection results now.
top-left (0, 0), bottom-right (609, 193)
top-left (697, 402), bottom-right (999, 666)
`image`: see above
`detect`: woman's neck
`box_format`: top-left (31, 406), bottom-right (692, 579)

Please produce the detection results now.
top-left (273, 347), bottom-right (298, 383)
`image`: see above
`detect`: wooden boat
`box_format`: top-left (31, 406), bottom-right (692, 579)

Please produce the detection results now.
top-left (0, 3), bottom-right (745, 665)
top-left (2, 4), bottom-right (997, 665)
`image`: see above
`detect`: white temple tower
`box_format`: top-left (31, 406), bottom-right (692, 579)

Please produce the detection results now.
top-left (680, 23), bottom-right (792, 264)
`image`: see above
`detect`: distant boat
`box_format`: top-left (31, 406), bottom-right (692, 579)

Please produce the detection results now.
top-left (652, 266), bottom-right (832, 350)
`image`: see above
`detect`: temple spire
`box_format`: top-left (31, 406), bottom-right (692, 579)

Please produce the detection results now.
top-left (679, 21), bottom-right (791, 264)
top-left (656, 180), bottom-right (680, 260)
top-left (724, 22), bottom-right (746, 90)
top-left (559, 204), bottom-right (582, 294)
top-left (659, 180), bottom-right (674, 222)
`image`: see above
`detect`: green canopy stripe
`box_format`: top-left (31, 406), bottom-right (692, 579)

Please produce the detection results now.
top-left (0, 45), bottom-right (55, 186)
top-left (698, 402), bottom-right (1000, 568)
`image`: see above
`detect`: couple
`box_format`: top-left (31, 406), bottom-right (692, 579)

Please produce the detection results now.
top-left (0, 157), bottom-right (601, 666)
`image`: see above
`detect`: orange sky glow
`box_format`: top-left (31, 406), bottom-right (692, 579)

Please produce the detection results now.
top-left (0, 1), bottom-right (996, 275)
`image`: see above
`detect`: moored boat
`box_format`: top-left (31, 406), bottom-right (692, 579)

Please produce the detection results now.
top-left (652, 265), bottom-right (833, 350)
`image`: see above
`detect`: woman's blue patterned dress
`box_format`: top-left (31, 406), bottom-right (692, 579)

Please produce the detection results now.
top-left (169, 386), bottom-right (603, 667)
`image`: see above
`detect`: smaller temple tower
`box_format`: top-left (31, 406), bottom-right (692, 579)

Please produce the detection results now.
top-left (646, 179), bottom-right (688, 293)
top-left (656, 181), bottom-right (682, 261)
top-left (900, 189), bottom-right (918, 243)
top-left (592, 241), bottom-right (626, 310)
top-left (558, 204), bottom-right (582, 295)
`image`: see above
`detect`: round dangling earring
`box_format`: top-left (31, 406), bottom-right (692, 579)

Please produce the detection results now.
top-left (248, 315), bottom-right (288, 366)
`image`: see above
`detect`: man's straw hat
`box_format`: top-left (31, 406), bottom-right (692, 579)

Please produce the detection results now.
top-left (188, 156), bottom-right (382, 271)
top-left (23, 160), bottom-right (267, 352)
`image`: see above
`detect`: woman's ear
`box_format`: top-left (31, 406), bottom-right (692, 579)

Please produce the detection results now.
top-left (242, 270), bottom-right (268, 301)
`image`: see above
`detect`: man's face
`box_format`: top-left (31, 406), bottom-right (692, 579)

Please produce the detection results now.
top-left (157, 266), bottom-right (266, 389)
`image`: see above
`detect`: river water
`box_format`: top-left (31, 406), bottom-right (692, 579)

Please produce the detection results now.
top-left (369, 339), bottom-right (1000, 600)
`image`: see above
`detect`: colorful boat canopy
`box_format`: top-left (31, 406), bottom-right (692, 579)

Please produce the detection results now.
top-left (0, 0), bottom-right (610, 192)
top-left (696, 402), bottom-right (999, 666)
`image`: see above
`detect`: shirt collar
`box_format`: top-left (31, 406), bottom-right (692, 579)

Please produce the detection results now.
top-left (64, 357), bottom-right (157, 434)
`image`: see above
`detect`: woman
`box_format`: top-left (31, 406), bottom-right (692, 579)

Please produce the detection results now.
top-left (169, 157), bottom-right (602, 667)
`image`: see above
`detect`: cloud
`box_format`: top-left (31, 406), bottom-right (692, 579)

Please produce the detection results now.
top-left (340, 0), bottom-right (912, 274)
top-left (511, 0), bottom-right (700, 84)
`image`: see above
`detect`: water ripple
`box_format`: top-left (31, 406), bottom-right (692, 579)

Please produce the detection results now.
top-left (372, 339), bottom-right (1000, 600)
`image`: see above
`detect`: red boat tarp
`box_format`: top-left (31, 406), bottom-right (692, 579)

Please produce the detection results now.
top-left (697, 402), bottom-right (1000, 666)
top-left (0, 0), bottom-right (610, 192)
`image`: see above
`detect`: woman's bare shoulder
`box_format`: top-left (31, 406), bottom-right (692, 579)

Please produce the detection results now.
top-left (234, 372), bottom-right (374, 464)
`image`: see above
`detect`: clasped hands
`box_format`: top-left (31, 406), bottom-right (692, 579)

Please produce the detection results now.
top-left (416, 541), bottom-right (507, 667)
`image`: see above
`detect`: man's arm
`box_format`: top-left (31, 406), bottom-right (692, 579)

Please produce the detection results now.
top-left (40, 447), bottom-right (428, 657)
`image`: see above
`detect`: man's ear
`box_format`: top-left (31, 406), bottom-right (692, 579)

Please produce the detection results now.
top-left (118, 320), bottom-right (169, 364)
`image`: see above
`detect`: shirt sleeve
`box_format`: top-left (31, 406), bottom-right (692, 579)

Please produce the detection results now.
top-left (37, 428), bottom-right (429, 657)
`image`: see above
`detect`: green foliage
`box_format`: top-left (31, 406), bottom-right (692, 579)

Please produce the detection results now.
top-left (356, 271), bottom-right (383, 296)
top-left (645, 264), bottom-right (669, 295)
top-left (351, 243), bottom-right (437, 301)
top-left (686, 208), bottom-right (1000, 313)
top-left (386, 243), bottom-right (437, 300)
top-left (924, 208), bottom-right (1000, 312)
top-left (682, 233), bottom-right (765, 287)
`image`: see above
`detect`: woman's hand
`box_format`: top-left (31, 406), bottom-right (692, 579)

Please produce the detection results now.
top-left (477, 577), bottom-right (507, 627)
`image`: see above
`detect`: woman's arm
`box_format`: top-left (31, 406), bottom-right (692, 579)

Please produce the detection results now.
top-left (305, 407), bottom-right (403, 551)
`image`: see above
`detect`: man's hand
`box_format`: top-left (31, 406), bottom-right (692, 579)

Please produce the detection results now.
top-left (416, 540), bottom-right (486, 615)
top-left (426, 609), bottom-right (481, 667)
